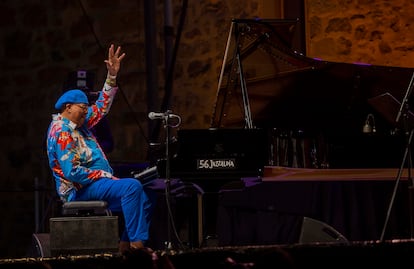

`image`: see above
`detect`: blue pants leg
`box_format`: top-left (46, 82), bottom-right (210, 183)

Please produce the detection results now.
top-left (74, 178), bottom-right (152, 242)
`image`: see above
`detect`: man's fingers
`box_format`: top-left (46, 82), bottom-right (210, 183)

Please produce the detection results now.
top-left (118, 53), bottom-right (126, 61)
top-left (114, 46), bottom-right (122, 57)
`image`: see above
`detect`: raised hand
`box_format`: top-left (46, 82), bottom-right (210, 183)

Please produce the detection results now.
top-left (104, 44), bottom-right (126, 77)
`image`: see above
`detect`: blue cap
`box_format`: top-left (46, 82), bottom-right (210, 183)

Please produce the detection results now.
top-left (55, 89), bottom-right (89, 110)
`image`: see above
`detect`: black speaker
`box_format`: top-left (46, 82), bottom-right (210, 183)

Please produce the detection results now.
top-left (32, 233), bottom-right (51, 257)
top-left (49, 216), bottom-right (119, 256)
top-left (299, 217), bottom-right (349, 244)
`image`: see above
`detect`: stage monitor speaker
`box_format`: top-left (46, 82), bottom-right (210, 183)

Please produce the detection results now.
top-left (32, 233), bottom-right (51, 257)
top-left (49, 216), bottom-right (119, 256)
top-left (299, 217), bottom-right (349, 244)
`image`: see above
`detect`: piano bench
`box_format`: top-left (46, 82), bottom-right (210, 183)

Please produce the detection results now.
top-left (62, 200), bottom-right (112, 217)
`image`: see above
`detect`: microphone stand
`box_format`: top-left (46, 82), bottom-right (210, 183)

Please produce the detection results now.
top-left (159, 110), bottom-right (181, 251)
top-left (380, 71), bottom-right (414, 241)
top-left (163, 111), bottom-right (173, 250)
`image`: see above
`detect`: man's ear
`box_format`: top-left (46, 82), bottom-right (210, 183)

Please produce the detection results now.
top-left (62, 104), bottom-right (70, 112)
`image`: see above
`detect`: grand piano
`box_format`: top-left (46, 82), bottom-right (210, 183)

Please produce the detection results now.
top-left (204, 18), bottom-right (414, 246)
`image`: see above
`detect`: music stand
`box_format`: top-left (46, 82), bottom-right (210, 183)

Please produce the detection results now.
top-left (368, 91), bottom-right (414, 241)
top-left (368, 92), bottom-right (414, 130)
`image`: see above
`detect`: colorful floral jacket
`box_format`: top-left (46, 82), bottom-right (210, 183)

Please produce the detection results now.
top-left (46, 82), bottom-right (117, 202)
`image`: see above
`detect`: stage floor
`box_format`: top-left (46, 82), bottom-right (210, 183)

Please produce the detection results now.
top-left (2, 239), bottom-right (414, 269)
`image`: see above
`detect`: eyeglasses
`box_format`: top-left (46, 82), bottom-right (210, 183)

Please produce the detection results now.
top-left (73, 104), bottom-right (88, 110)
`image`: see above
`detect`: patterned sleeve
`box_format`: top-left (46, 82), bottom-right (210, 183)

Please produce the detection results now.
top-left (86, 82), bottom-right (118, 129)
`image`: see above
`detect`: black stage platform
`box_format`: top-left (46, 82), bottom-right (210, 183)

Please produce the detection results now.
top-left (1, 239), bottom-right (414, 269)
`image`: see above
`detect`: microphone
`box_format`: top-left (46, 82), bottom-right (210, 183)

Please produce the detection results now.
top-left (148, 111), bottom-right (180, 120)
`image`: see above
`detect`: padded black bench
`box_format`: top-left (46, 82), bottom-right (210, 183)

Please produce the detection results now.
top-left (62, 200), bottom-right (112, 216)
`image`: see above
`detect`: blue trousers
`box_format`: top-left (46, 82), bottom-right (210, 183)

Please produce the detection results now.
top-left (74, 178), bottom-right (153, 242)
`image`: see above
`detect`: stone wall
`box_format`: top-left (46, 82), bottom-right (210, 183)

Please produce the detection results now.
top-left (306, 0), bottom-right (414, 67)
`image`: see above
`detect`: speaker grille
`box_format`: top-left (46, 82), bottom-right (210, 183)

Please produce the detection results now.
top-left (49, 216), bottom-right (119, 256)
top-left (32, 233), bottom-right (51, 257)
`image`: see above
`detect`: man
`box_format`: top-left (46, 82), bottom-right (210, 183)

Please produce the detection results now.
top-left (46, 44), bottom-right (152, 252)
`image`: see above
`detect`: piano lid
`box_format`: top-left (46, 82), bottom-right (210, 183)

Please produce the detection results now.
top-left (210, 18), bottom-right (414, 136)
